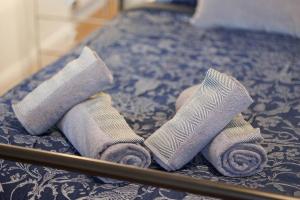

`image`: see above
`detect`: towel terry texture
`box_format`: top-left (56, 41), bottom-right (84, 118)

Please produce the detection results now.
top-left (144, 68), bottom-right (253, 171)
top-left (176, 84), bottom-right (267, 177)
top-left (12, 47), bottom-right (113, 135)
top-left (58, 93), bottom-right (151, 183)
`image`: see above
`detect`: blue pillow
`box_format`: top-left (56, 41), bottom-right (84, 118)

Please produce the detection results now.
top-left (157, 0), bottom-right (197, 7)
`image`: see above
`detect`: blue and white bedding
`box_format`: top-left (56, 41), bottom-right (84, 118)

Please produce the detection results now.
top-left (0, 5), bottom-right (300, 199)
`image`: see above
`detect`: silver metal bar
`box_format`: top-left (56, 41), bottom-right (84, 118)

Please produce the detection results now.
top-left (0, 143), bottom-right (297, 200)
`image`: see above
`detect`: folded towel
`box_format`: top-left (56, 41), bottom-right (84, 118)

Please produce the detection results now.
top-left (144, 68), bottom-right (253, 171)
top-left (176, 85), bottom-right (267, 177)
top-left (58, 93), bottom-right (151, 183)
top-left (12, 47), bottom-right (113, 135)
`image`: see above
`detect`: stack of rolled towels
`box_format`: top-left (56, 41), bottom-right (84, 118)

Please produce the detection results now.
top-left (12, 47), bottom-right (151, 183)
top-left (144, 68), bottom-right (267, 176)
top-left (13, 46), bottom-right (267, 182)
top-left (173, 84), bottom-right (267, 176)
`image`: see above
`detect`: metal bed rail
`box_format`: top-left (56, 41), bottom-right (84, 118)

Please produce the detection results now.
top-left (0, 143), bottom-right (297, 200)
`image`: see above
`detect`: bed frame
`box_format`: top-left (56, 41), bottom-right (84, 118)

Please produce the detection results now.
top-left (0, 144), bottom-right (296, 200)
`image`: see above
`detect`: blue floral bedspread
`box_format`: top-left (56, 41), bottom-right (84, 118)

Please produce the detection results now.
top-left (0, 7), bottom-right (300, 200)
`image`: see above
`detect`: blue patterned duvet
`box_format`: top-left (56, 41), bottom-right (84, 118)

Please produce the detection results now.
top-left (0, 7), bottom-right (300, 199)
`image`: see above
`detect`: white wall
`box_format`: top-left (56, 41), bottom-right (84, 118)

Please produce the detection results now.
top-left (0, 0), bottom-right (109, 73)
top-left (0, 1), bottom-right (35, 73)
top-left (0, 0), bottom-right (152, 94)
top-left (0, 0), bottom-right (74, 77)
top-left (38, 0), bottom-right (75, 52)
top-left (0, 0), bottom-right (75, 95)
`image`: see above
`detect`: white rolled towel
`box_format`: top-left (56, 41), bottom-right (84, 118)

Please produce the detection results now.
top-left (58, 93), bottom-right (151, 183)
top-left (176, 84), bottom-right (267, 177)
top-left (13, 47), bottom-right (113, 135)
top-left (145, 68), bottom-right (253, 171)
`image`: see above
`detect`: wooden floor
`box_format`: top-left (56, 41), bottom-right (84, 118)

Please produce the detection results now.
top-left (0, 0), bottom-right (118, 96)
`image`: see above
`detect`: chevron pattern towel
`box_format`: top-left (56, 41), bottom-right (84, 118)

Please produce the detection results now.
top-left (58, 93), bottom-right (151, 183)
top-left (13, 47), bottom-right (113, 135)
top-left (176, 84), bottom-right (267, 176)
top-left (145, 68), bottom-right (253, 171)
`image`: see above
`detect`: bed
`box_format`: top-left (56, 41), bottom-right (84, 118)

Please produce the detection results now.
top-left (0, 3), bottom-right (300, 199)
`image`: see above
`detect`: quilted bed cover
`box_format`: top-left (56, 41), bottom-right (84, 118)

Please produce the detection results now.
top-left (0, 6), bottom-right (300, 200)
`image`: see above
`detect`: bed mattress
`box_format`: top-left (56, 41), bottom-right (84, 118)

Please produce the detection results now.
top-left (0, 6), bottom-right (300, 199)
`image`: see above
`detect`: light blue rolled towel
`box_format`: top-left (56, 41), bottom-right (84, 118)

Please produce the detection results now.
top-left (176, 84), bottom-right (267, 177)
top-left (58, 93), bottom-right (151, 183)
top-left (145, 68), bottom-right (253, 171)
top-left (12, 47), bottom-right (113, 135)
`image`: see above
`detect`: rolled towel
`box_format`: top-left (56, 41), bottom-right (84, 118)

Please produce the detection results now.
top-left (12, 47), bottom-right (113, 135)
top-left (144, 68), bottom-right (253, 171)
top-left (176, 84), bottom-right (267, 177)
top-left (58, 93), bottom-right (151, 183)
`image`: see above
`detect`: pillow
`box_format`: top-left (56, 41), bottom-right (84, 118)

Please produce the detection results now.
top-left (157, 0), bottom-right (197, 7)
top-left (191, 0), bottom-right (300, 38)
